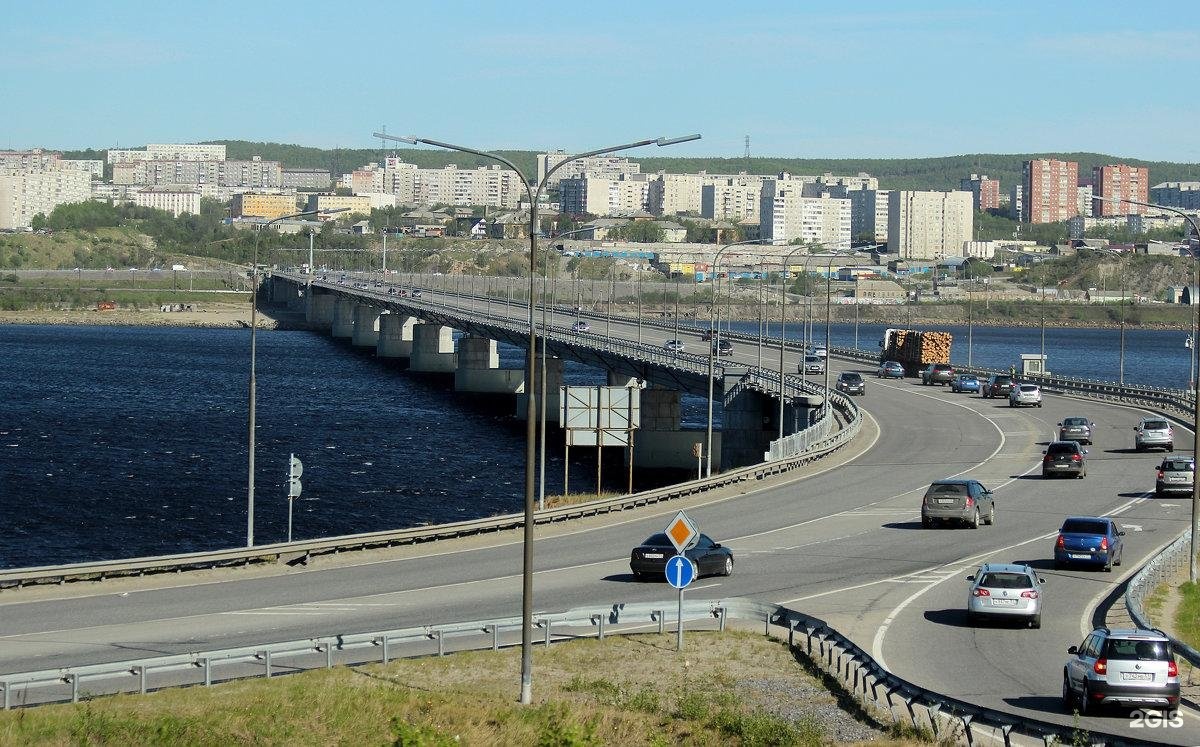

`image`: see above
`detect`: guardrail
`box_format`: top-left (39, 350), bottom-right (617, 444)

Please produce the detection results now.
top-left (1125, 529), bottom-right (1200, 674)
top-left (0, 596), bottom-right (1156, 745)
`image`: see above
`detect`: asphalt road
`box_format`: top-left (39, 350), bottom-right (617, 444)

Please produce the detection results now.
top-left (3, 279), bottom-right (1197, 742)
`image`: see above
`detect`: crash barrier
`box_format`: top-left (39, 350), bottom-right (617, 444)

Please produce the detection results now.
top-left (0, 597), bottom-right (1158, 744)
top-left (1125, 529), bottom-right (1200, 679)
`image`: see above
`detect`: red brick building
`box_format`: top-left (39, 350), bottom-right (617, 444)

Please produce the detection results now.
top-left (1093, 164), bottom-right (1149, 216)
top-left (960, 174), bottom-right (1000, 211)
top-left (1022, 159), bottom-right (1079, 224)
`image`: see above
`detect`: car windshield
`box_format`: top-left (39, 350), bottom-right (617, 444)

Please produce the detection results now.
top-left (1143, 420), bottom-right (1169, 430)
top-left (1104, 638), bottom-right (1172, 661)
top-left (640, 533), bottom-right (673, 548)
top-left (1047, 443), bottom-right (1078, 455)
top-left (1062, 519), bottom-right (1108, 535)
top-left (841, 374), bottom-right (862, 383)
top-left (1063, 418), bottom-right (1088, 426)
top-left (805, 356), bottom-right (821, 363)
top-left (1162, 459), bottom-right (1194, 471)
top-left (978, 572), bottom-right (1033, 589)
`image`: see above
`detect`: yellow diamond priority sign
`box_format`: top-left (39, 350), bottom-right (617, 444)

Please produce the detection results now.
top-left (665, 510), bottom-right (699, 554)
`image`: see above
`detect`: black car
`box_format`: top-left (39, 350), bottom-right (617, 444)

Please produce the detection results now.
top-left (1042, 440), bottom-right (1087, 479)
top-left (713, 340), bottom-right (733, 356)
top-left (836, 372), bottom-right (866, 396)
top-left (629, 532), bottom-right (734, 580)
top-left (983, 374), bottom-right (1014, 399)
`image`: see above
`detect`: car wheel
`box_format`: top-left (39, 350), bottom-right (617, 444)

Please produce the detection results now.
top-left (721, 556), bottom-right (733, 576)
top-left (921, 516), bottom-right (932, 529)
top-left (1156, 487), bottom-right (1164, 497)
top-left (969, 509), bottom-right (980, 529)
top-left (1062, 675), bottom-right (1074, 712)
top-left (1030, 614), bottom-right (1041, 629)
top-left (1079, 682), bottom-right (1091, 716)
top-left (1168, 444), bottom-right (1175, 452)
top-left (1104, 558), bottom-right (1113, 572)
top-left (1038, 403), bottom-right (1043, 408)
top-left (1009, 401), bottom-right (1015, 407)
top-left (987, 504), bottom-right (996, 525)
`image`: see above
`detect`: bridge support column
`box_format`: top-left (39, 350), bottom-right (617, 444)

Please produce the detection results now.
top-left (351, 305), bottom-right (381, 347)
top-left (454, 336), bottom-right (525, 393)
top-left (306, 292), bottom-right (335, 327)
top-left (331, 298), bottom-right (355, 339)
top-left (377, 314), bottom-right (416, 358)
top-left (626, 388), bottom-right (719, 471)
top-left (515, 356), bottom-right (563, 424)
top-left (720, 371), bottom-right (776, 470)
top-left (409, 324), bottom-right (458, 373)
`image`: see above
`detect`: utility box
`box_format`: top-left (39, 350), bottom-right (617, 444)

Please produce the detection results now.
top-left (1020, 353), bottom-right (1048, 377)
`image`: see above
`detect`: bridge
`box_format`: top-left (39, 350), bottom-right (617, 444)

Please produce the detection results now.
top-left (2, 270), bottom-right (1198, 745)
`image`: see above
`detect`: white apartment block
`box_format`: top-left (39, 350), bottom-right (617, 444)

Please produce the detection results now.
top-left (107, 143), bottom-right (227, 164)
top-left (648, 172), bottom-right (706, 216)
top-left (281, 168), bottom-right (332, 189)
top-left (887, 190), bottom-right (974, 260)
top-left (0, 168), bottom-right (92, 229)
top-left (133, 188), bottom-right (201, 217)
top-left (372, 159), bottom-right (521, 209)
top-left (1077, 184), bottom-right (1094, 218)
top-left (537, 152), bottom-right (641, 189)
top-left (759, 181), bottom-right (851, 247)
top-left (57, 160), bottom-right (104, 178)
top-left (559, 174), bottom-right (653, 216)
top-left (701, 177), bottom-right (763, 222)
top-left (0, 149), bottom-right (61, 171)
top-left (849, 189), bottom-right (890, 242)
top-left (112, 156), bottom-right (282, 189)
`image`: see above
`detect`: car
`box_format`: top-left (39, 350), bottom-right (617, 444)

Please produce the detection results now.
top-left (921, 363), bottom-right (955, 386)
top-left (801, 354), bottom-right (825, 374)
top-left (950, 373), bottom-right (980, 393)
top-left (701, 330), bottom-right (715, 342)
top-left (1156, 456), bottom-right (1195, 497)
top-left (663, 339), bottom-right (685, 353)
top-left (1063, 627), bottom-right (1180, 714)
top-left (876, 360), bottom-right (905, 379)
top-left (1042, 440), bottom-right (1087, 478)
top-left (629, 532), bottom-right (734, 580)
top-left (713, 339), bottom-right (734, 356)
top-left (982, 374), bottom-right (1014, 399)
top-left (1058, 417), bottom-right (1094, 444)
top-left (809, 346), bottom-right (828, 358)
top-left (410, 289), bottom-right (422, 298)
top-left (571, 320), bottom-right (591, 333)
top-left (387, 287), bottom-right (397, 295)
top-left (1134, 417), bottom-right (1173, 452)
top-left (1009, 383), bottom-right (1043, 408)
top-left (920, 479), bottom-right (995, 529)
top-left (966, 563), bottom-right (1044, 628)
top-left (835, 372), bottom-right (865, 396)
top-left (1054, 516), bottom-right (1124, 571)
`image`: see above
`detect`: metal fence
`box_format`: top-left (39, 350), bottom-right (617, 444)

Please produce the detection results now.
top-left (1125, 529), bottom-right (1200, 673)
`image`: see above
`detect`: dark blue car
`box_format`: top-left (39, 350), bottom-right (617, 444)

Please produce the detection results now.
top-left (1054, 516), bottom-right (1124, 571)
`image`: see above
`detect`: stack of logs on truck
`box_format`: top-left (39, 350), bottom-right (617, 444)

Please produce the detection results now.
top-left (880, 328), bottom-right (953, 376)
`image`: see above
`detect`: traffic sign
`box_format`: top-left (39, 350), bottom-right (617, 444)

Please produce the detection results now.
top-left (288, 477), bottom-right (302, 498)
top-left (665, 554), bottom-right (696, 589)
top-left (665, 510), bottom-right (699, 554)
top-left (288, 454), bottom-right (303, 498)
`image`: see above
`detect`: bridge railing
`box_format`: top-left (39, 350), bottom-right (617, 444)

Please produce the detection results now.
top-left (1124, 529), bottom-right (1200, 677)
top-left (0, 596), bottom-right (1156, 744)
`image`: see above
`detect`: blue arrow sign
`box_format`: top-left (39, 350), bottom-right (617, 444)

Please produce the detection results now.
top-left (665, 554), bottom-right (697, 589)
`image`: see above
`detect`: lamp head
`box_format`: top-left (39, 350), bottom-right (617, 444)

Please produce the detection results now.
top-left (656, 134), bottom-right (702, 147)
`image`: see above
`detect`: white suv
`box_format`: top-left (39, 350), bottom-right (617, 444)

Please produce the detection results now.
top-left (1009, 384), bottom-right (1042, 408)
top-left (1063, 627), bottom-right (1180, 714)
top-left (1135, 417), bottom-right (1174, 452)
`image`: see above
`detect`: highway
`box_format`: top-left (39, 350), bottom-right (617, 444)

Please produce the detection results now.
top-left (3, 280), bottom-right (1197, 742)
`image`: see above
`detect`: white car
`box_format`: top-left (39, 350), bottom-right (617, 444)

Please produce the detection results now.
top-left (1009, 384), bottom-right (1042, 408)
top-left (571, 320), bottom-right (590, 333)
top-left (809, 346), bottom-right (828, 358)
top-left (663, 339), bottom-right (685, 353)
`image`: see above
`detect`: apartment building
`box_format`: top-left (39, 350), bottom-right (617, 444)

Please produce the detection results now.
top-left (305, 194), bottom-right (373, 220)
top-left (112, 156), bottom-right (283, 188)
top-left (0, 168), bottom-right (92, 229)
top-left (232, 193), bottom-right (298, 220)
top-left (759, 181), bottom-right (851, 247)
top-left (133, 187), bottom-right (201, 218)
top-left (648, 172), bottom-right (705, 216)
top-left (56, 160), bottom-right (104, 179)
top-left (960, 174), bottom-right (1000, 211)
top-left (1022, 159), bottom-right (1079, 223)
top-left (559, 174), bottom-right (653, 216)
top-left (350, 163), bottom-right (385, 195)
top-left (1093, 164), bottom-right (1149, 216)
top-left (1151, 182), bottom-right (1200, 210)
top-left (282, 168), bottom-right (332, 189)
top-left (536, 152), bottom-right (641, 189)
top-left (1077, 184), bottom-right (1094, 218)
top-left (701, 176), bottom-right (763, 222)
top-left (1010, 184), bottom-right (1023, 220)
top-left (107, 143), bottom-right (227, 164)
top-left (0, 149), bottom-right (61, 171)
top-left (887, 190), bottom-right (973, 260)
top-left (849, 189), bottom-right (890, 243)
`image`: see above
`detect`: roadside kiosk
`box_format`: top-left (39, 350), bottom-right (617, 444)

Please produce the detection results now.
top-left (1019, 353), bottom-right (1048, 377)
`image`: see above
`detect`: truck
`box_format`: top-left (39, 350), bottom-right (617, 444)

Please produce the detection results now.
top-left (879, 328), bottom-right (953, 377)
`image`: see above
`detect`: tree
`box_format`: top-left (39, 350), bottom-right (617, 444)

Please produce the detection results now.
top-left (30, 213), bottom-right (47, 231)
top-left (612, 221), bottom-right (664, 243)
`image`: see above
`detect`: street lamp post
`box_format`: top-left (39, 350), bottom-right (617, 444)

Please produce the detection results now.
top-left (706, 239), bottom-right (764, 476)
top-left (822, 245), bottom-right (877, 418)
top-left (1093, 193), bottom-right (1200, 582)
top-left (376, 130), bottom-right (700, 705)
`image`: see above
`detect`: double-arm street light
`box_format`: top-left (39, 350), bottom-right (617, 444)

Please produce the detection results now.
top-left (821, 244), bottom-right (878, 419)
top-left (706, 239), bottom-right (765, 477)
top-left (1093, 193), bottom-right (1200, 582)
top-left (247, 208), bottom-right (345, 547)
top-left (375, 130), bottom-right (700, 705)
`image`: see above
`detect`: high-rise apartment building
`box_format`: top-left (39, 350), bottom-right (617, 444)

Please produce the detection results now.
top-left (701, 177), bottom-right (763, 223)
top-left (887, 190), bottom-right (973, 260)
top-left (372, 159), bottom-right (520, 209)
top-left (536, 152), bottom-right (641, 190)
top-left (281, 168), bottom-right (332, 189)
top-left (232, 193), bottom-right (299, 220)
top-left (112, 156), bottom-right (282, 189)
top-left (960, 174), bottom-right (1000, 211)
top-left (133, 188), bottom-right (201, 218)
top-left (0, 168), bottom-right (92, 229)
top-left (849, 189), bottom-right (890, 243)
top-left (1151, 182), bottom-right (1200, 211)
top-left (0, 149), bottom-right (62, 171)
top-left (559, 174), bottom-right (653, 216)
top-left (1093, 164), bottom-right (1149, 216)
top-left (759, 182), bottom-right (851, 247)
top-left (648, 172), bottom-right (706, 216)
top-left (107, 143), bottom-right (227, 164)
top-left (1022, 159), bottom-right (1079, 223)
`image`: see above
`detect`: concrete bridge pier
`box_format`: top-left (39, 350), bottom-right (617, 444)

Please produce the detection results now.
top-left (306, 292), bottom-right (335, 327)
top-left (351, 305), bottom-right (381, 347)
top-left (377, 314), bottom-right (417, 358)
top-left (409, 324), bottom-right (458, 372)
top-left (626, 388), bottom-right (721, 472)
top-left (515, 355), bottom-right (564, 424)
top-left (720, 371), bottom-right (778, 470)
top-left (454, 336), bottom-right (525, 393)
top-left (331, 298), bottom-right (355, 339)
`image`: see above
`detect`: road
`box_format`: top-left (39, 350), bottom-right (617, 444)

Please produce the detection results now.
top-left (3, 279), bottom-right (1196, 742)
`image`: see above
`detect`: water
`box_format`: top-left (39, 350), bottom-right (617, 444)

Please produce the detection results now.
top-left (1, 320), bottom-right (1191, 569)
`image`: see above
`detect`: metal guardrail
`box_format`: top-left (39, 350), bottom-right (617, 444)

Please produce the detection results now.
top-left (0, 596), bottom-right (1158, 744)
top-left (1125, 529), bottom-right (1200, 671)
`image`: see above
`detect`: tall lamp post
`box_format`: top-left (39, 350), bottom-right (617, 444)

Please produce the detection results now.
top-left (821, 245), bottom-right (878, 418)
top-left (1094, 193), bottom-right (1200, 582)
top-left (706, 238), bottom-right (764, 476)
top-left (375, 130), bottom-right (699, 705)
top-left (247, 208), bottom-right (344, 547)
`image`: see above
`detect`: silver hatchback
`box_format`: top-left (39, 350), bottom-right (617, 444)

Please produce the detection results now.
top-left (1064, 628), bottom-right (1180, 714)
top-left (1009, 384), bottom-right (1042, 408)
top-left (966, 563), bottom-right (1044, 628)
top-left (1155, 457), bottom-right (1194, 497)
top-left (1135, 417), bottom-right (1173, 452)
top-left (921, 479), bottom-right (995, 529)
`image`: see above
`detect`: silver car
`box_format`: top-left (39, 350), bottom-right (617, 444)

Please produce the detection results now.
top-left (1058, 416), bottom-right (1094, 444)
top-left (801, 355), bottom-right (825, 374)
top-left (966, 563), bottom-right (1043, 628)
top-left (1009, 383), bottom-right (1042, 408)
top-left (1064, 628), bottom-right (1180, 714)
top-left (920, 479), bottom-right (995, 529)
top-left (1156, 456), bottom-right (1194, 497)
top-left (1134, 417), bottom-right (1173, 452)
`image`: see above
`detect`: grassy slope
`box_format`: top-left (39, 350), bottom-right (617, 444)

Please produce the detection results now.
top-left (0, 227), bottom-right (154, 271)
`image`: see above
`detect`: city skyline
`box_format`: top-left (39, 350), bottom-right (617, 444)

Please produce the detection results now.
top-left (2, 1), bottom-right (1198, 162)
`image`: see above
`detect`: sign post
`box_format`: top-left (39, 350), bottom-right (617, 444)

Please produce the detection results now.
top-left (664, 510), bottom-right (700, 651)
top-left (287, 454), bottom-right (303, 542)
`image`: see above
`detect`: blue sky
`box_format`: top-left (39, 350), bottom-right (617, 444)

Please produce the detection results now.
top-left (2, 1), bottom-right (1196, 161)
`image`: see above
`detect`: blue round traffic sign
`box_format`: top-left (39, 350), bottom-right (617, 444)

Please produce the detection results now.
top-left (665, 554), bottom-right (697, 589)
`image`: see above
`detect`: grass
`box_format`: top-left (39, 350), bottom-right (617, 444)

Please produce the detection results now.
top-left (0, 631), bottom-right (924, 747)
top-left (1171, 581), bottom-right (1200, 650)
